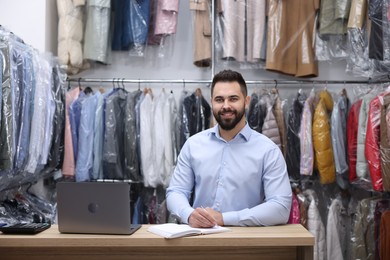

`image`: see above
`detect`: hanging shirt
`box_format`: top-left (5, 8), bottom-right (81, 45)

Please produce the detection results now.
top-left (62, 87), bottom-right (81, 177)
top-left (91, 90), bottom-right (105, 180)
top-left (69, 91), bottom-right (87, 163)
top-left (25, 53), bottom-right (50, 173)
top-left (46, 62), bottom-right (66, 171)
top-left (102, 88), bottom-right (128, 180)
top-left (75, 92), bottom-right (98, 182)
top-left (0, 43), bottom-right (13, 171)
top-left (124, 90), bottom-right (140, 181)
top-left (140, 92), bottom-right (156, 187)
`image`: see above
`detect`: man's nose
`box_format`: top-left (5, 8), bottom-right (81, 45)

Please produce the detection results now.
top-left (222, 100), bottom-right (230, 108)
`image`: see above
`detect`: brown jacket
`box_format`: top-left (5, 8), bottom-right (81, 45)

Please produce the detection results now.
top-left (266, 0), bottom-right (319, 77)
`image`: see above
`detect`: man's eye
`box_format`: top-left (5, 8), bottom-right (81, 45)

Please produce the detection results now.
top-left (215, 98), bottom-right (224, 103)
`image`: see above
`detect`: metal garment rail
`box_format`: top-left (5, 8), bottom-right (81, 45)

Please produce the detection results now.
top-left (66, 77), bottom-right (390, 87)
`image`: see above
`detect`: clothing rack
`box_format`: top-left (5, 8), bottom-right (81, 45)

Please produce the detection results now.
top-left (67, 77), bottom-right (390, 87)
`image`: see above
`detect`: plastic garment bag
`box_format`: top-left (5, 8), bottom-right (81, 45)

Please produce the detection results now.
top-left (84, 0), bottom-right (112, 64)
top-left (189, 0), bottom-right (212, 67)
top-left (57, 0), bottom-right (85, 74)
top-left (331, 90), bottom-right (350, 189)
top-left (266, 0), bottom-right (319, 77)
top-left (312, 90), bottom-right (335, 185)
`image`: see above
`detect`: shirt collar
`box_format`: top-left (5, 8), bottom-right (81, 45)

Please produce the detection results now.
top-left (210, 122), bottom-right (251, 142)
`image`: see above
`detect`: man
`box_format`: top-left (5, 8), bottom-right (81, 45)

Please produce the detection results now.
top-left (166, 69), bottom-right (292, 227)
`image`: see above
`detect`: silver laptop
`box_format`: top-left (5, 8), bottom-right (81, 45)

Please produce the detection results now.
top-left (56, 182), bottom-right (141, 235)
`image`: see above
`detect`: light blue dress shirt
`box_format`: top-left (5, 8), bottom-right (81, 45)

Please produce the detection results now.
top-left (75, 92), bottom-right (98, 182)
top-left (166, 123), bottom-right (292, 226)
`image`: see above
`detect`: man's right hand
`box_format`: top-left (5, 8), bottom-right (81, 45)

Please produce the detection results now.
top-left (188, 207), bottom-right (218, 228)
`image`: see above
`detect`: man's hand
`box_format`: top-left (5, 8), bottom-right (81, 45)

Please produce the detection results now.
top-left (188, 207), bottom-right (224, 228)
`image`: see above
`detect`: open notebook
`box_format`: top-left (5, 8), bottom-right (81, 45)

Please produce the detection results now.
top-left (147, 223), bottom-right (230, 239)
top-left (56, 182), bottom-right (141, 235)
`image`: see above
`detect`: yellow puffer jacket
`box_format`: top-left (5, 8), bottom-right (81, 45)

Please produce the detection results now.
top-left (312, 90), bottom-right (335, 184)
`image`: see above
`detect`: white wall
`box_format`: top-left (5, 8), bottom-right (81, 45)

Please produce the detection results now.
top-left (0, 0), bottom-right (57, 54)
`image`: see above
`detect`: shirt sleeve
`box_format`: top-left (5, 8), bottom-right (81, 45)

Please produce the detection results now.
top-left (222, 147), bottom-right (292, 226)
top-left (166, 141), bottom-right (195, 224)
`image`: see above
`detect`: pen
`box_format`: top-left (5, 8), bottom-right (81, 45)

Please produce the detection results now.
top-left (201, 206), bottom-right (218, 226)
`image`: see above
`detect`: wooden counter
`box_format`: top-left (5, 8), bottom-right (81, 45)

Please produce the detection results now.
top-left (0, 224), bottom-right (314, 260)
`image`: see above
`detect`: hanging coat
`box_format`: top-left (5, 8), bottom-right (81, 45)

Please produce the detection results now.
top-left (271, 88), bottom-right (287, 156)
top-left (365, 92), bottom-right (390, 191)
top-left (346, 99), bottom-right (362, 182)
top-left (262, 94), bottom-right (281, 148)
top-left (312, 90), bottom-right (335, 184)
top-left (286, 92), bottom-right (306, 181)
top-left (331, 90), bottom-right (350, 189)
top-left (300, 90), bottom-right (315, 176)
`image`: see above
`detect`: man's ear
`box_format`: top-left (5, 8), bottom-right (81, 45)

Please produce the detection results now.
top-left (245, 95), bottom-right (251, 109)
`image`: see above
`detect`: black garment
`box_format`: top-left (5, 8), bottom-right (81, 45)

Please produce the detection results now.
top-left (368, 0), bottom-right (383, 61)
top-left (46, 63), bottom-right (66, 171)
top-left (286, 92), bottom-right (305, 181)
top-left (247, 93), bottom-right (260, 132)
top-left (182, 92), bottom-right (211, 139)
top-left (103, 88), bottom-right (128, 179)
top-left (124, 90), bottom-right (141, 181)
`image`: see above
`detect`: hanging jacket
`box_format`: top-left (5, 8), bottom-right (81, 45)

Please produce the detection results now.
top-left (286, 92), bottom-right (306, 181)
top-left (247, 92), bottom-right (261, 132)
top-left (365, 92), bottom-right (390, 191)
top-left (380, 95), bottom-right (390, 192)
top-left (313, 90), bottom-right (335, 184)
top-left (262, 94), bottom-right (281, 148)
top-left (347, 99), bottom-right (362, 182)
top-left (304, 189), bottom-right (327, 260)
top-left (271, 88), bottom-right (287, 156)
top-left (183, 91), bottom-right (211, 137)
top-left (300, 90), bottom-right (315, 176)
top-left (356, 92), bottom-right (376, 182)
top-left (331, 90), bottom-right (350, 189)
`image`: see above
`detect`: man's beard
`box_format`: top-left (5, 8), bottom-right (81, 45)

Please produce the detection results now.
top-left (213, 107), bottom-right (245, 131)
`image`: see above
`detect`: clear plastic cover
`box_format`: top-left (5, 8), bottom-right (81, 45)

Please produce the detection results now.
top-left (365, 88), bottom-right (390, 191)
top-left (217, 0), bottom-right (266, 69)
top-left (57, 0), bottom-right (86, 74)
top-left (300, 89), bottom-right (315, 177)
top-left (312, 89), bottom-right (335, 185)
top-left (189, 0), bottom-right (212, 67)
top-left (83, 0), bottom-right (112, 64)
top-left (265, 0), bottom-right (319, 77)
top-left (331, 89), bottom-right (350, 189)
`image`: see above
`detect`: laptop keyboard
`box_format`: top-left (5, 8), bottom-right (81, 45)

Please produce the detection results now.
top-left (0, 222), bottom-right (51, 234)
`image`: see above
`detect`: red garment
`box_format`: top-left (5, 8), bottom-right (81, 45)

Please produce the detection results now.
top-left (347, 99), bottom-right (362, 182)
top-left (288, 192), bottom-right (301, 224)
top-left (365, 92), bottom-right (390, 191)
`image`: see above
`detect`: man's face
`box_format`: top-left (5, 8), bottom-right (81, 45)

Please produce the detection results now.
top-left (211, 82), bottom-right (247, 131)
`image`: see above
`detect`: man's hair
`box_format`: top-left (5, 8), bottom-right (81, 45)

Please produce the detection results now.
top-left (211, 69), bottom-right (247, 97)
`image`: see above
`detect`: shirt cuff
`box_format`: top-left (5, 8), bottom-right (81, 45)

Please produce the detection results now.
top-left (181, 207), bottom-right (195, 224)
top-left (222, 211), bottom-right (239, 226)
